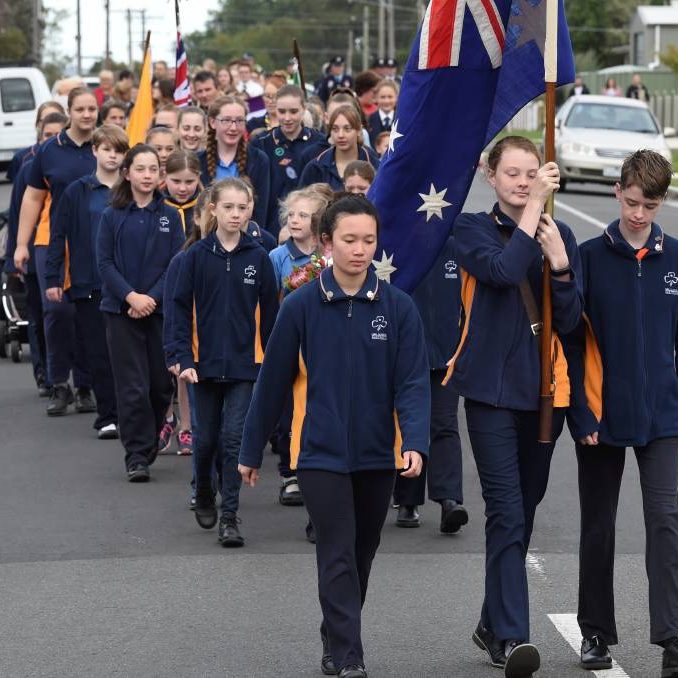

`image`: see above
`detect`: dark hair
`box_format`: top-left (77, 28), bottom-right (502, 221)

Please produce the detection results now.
top-left (353, 70), bottom-right (381, 97)
top-left (92, 124), bottom-right (129, 152)
top-left (620, 149), bottom-right (672, 199)
top-left (184, 187), bottom-right (213, 249)
top-left (206, 96), bottom-right (249, 180)
top-left (101, 99), bottom-right (127, 121)
top-left (35, 100), bottom-right (65, 128)
top-left (193, 70), bottom-right (218, 86)
top-left (67, 86), bottom-right (96, 109)
top-left (110, 144), bottom-right (160, 209)
top-left (486, 135), bottom-right (541, 173)
top-left (205, 178), bottom-right (251, 234)
top-left (275, 84), bottom-right (305, 104)
top-left (40, 112), bottom-right (68, 132)
top-left (344, 160), bottom-right (375, 183)
top-left (118, 69), bottom-right (134, 81)
top-left (157, 78), bottom-right (175, 102)
top-left (165, 149), bottom-right (201, 179)
top-left (320, 192), bottom-right (380, 240)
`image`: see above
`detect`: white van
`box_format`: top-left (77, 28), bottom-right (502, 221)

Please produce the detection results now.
top-left (0, 67), bottom-right (51, 172)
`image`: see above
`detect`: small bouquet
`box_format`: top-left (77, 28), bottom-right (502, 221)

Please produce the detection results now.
top-left (283, 254), bottom-right (328, 293)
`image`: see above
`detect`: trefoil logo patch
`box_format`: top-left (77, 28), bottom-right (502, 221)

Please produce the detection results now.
top-left (159, 216), bottom-right (170, 232)
top-left (665, 271), bottom-right (678, 295)
top-left (444, 260), bottom-right (458, 279)
top-left (371, 315), bottom-right (388, 341)
top-left (244, 265), bottom-right (256, 285)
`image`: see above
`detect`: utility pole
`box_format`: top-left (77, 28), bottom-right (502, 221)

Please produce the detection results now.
top-left (347, 28), bottom-right (354, 76)
top-left (104, 0), bottom-right (111, 68)
top-left (387, 0), bottom-right (395, 60)
top-left (31, 0), bottom-right (41, 64)
top-left (378, 0), bottom-right (385, 59)
top-left (76, 0), bottom-right (82, 74)
top-left (141, 9), bottom-right (147, 51)
top-left (127, 8), bottom-right (132, 67)
top-left (418, 0), bottom-right (426, 21)
top-left (362, 5), bottom-right (370, 71)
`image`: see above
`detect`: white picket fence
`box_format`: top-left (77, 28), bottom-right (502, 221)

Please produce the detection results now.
top-left (506, 101), bottom-right (544, 132)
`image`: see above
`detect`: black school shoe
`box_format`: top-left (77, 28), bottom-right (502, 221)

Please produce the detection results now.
top-left (662, 637), bottom-right (678, 678)
top-left (473, 621), bottom-right (506, 668)
top-left (218, 513), bottom-right (244, 547)
top-left (46, 383), bottom-right (73, 416)
top-left (338, 667), bottom-right (367, 678)
top-left (581, 636), bottom-right (612, 670)
top-left (75, 387), bottom-right (96, 413)
top-left (396, 505), bottom-right (420, 527)
top-left (504, 641), bottom-right (540, 678)
top-left (194, 494), bottom-right (218, 529)
top-left (321, 630), bottom-right (337, 675)
top-left (440, 499), bottom-right (469, 534)
top-left (127, 464), bottom-right (150, 483)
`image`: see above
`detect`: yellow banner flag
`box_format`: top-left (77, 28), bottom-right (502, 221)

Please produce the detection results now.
top-left (126, 32), bottom-right (153, 146)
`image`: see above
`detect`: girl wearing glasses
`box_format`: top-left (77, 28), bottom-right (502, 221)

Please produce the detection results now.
top-left (298, 105), bottom-right (379, 192)
top-left (199, 95), bottom-right (271, 227)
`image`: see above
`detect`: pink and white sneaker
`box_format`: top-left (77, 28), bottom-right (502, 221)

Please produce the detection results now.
top-left (177, 429), bottom-right (193, 456)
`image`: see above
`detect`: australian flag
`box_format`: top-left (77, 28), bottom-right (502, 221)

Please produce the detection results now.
top-left (368, 0), bottom-right (575, 292)
top-left (173, 0), bottom-right (191, 107)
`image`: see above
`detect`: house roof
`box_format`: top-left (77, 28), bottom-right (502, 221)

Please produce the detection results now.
top-left (636, 5), bottom-right (678, 26)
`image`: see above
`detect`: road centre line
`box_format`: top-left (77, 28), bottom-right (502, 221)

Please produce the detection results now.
top-left (548, 614), bottom-right (631, 678)
top-left (554, 199), bottom-right (607, 230)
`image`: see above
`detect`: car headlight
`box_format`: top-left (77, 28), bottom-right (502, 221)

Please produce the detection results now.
top-left (559, 141), bottom-right (595, 156)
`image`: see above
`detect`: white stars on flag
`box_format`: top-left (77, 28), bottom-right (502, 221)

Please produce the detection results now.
top-left (417, 183), bottom-right (452, 221)
top-left (388, 119), bottom-right (404, 153)
top-left (372, 250), bottom-right (398, 282)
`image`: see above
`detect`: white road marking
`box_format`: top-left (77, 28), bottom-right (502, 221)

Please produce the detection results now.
top-left (526, 552), bottom-right (547, 581)
top-left (554, 199), bottom-right (607, 230)
top-left (548, 614), bottom-right (631, 678)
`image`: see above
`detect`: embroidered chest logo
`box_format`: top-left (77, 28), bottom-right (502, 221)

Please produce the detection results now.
top-left (371, 315), bottom-right (388, 341)
top-left (244, 265), bottom-right (256, 285)
top-left (665, 271), bottom-right (678, 296)
top-left (159, 216), bottom-right (170, 232)
top-left (444, 260), bottom-right (458, 279)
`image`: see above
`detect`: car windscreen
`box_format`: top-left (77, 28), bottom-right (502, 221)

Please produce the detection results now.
top-left (0, 78), bottom-right (36, 113)
top-left (565, 103), bottom-right (659, 134)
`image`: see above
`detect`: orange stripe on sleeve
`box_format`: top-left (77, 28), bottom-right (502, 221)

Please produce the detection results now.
top-left (63, 242), bottom-right (71, 291)
top-left (443, 269), bottom-right (476, 386)
top-left (290, 352), bottom-right (308, 471)
top-left (393, 412), bottom-right (404, 470)
top-left (254, 302), bottom-right (264, 364)
top-left (192, 300), bottom-right (199, 363)
top-left (583, 314), bottom-right (603, 422)
top-left (33, 194), bottom-right (52, 246)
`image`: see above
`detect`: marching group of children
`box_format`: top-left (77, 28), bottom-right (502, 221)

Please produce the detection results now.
top-left (3, 63), bottom-right (678, 678)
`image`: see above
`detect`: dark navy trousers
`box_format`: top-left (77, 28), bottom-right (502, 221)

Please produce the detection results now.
top-left (394, 370), bottom-right (463, 506)
top-left (23, 272), bottom-right (48, 386)
top-left (298, 469), bottom-right (395, 672)
top-left (465, 399), bottom-right (565, 642)
top-left (34, 245), bottom-right (90, 388)
top-left (105, 312), bottom-right (173, 469)
top-left (577, 437), bottom-right (678, 646)
top-left (74, 292), bottom-right (117, 429)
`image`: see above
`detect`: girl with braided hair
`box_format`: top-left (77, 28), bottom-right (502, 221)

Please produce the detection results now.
top-left (198, 95), bottom-right (270, 227)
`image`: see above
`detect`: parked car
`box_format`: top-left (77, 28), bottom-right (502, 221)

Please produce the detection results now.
top-left (0, 67), bottom-right (51, 172)
top-left (550, 95), bottom-right (673, 191)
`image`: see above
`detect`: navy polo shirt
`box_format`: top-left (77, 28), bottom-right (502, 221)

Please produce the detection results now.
top-left (124, 202), bottom-right (157, 289)
top-left (26, 130), bottom-right (96, 222)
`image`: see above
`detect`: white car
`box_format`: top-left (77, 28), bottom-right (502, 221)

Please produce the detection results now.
top-left (552, 95), bottom-right (673, 190)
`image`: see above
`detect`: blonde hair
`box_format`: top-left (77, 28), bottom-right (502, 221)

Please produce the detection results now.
top-left (279, 188), bottom-right (330, 238)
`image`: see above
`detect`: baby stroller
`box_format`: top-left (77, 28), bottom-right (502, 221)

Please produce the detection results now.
top-left (0, 209), bottom-right (28, 363)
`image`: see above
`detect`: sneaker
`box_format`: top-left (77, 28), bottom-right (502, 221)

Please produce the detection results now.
top-left (472, 621), bottom-right (506, 668)
top-left (279, 476), bottom-right (304, 506)
top-left (158, 414), bottom-right (177, 453)
top-left (218, 513), bottom-right (244, 547)
top-left (97, 423), bottom-right (119, 440)
top-left (580, 636), bottom-right (612, 670)
top-left (504, 640), bottom-right (540, 678)
top-left (46, 383), bottom-right (73, 416)
top-left (662, 637), bottom-right (678, 678)
top-left (177, 429), bottom-right (193, 456)
top-left (75, 387), bottom-right (96, 413)
top-left (127, 464), bottom-right (150, 483)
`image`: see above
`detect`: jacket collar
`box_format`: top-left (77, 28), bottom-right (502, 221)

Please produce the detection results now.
top-left (56, 129), bottom-right (92, 150)
top-left (604, 220), bottom-right (664, 258)
top-left (285, 237), bottom-right (312, 260)
top-left (129, 192), bottom-right (165, 213)
top-left (272, 126), bottom-right (314, 145)
top-left (201, 230), bottom-right (257, 257)
top-left (491, 203), bottom-right (519, 231)
top-left (318, 267), bottom-right (380, 303)
top-left (163, 191), bottom-right (199, 212)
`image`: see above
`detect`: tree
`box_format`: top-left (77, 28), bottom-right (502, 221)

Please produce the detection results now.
top-left (661, 44), bottom-right (678, 73)
top-left (0, 0), bottom-right (43, 63)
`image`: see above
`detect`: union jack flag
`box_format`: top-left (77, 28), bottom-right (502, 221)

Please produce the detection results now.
top-left (368, 0), bottom-right (575, 292)
top-left (173, 0), bottom-right (191, 107)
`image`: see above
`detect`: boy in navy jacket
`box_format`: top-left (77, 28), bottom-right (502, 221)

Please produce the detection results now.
top-left (564, 150), bottom-right (678, 675)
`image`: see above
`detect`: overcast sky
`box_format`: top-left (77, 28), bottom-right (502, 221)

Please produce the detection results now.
top-left (44, 0), bottom-right (222, 72)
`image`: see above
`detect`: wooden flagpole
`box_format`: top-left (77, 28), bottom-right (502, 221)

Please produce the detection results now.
top-left (539, 0), bottom-right (558, 443)
top-left (293, 39), bottom-right (307, 100)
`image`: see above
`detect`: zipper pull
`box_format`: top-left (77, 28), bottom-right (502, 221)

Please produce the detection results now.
top-left (347, 298), bottom-right (353, 318)
top-left (637, 259), bottom-right (642, 277)
top-left (227, 256), bottom-right (231, 272)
